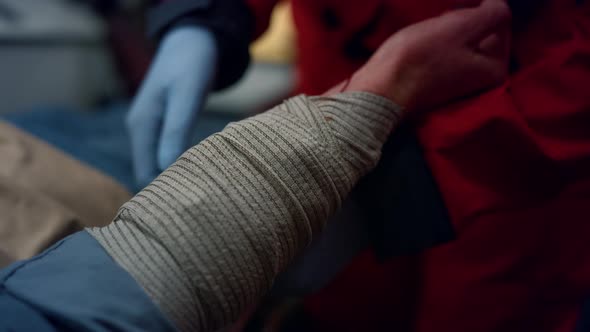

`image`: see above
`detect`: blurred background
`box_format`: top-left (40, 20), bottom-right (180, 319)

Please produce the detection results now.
top-left (0, 0), bottom-right (296, 191)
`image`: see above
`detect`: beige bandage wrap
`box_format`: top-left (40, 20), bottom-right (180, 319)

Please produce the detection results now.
top-left (89, 92), bottom-right (402, 331)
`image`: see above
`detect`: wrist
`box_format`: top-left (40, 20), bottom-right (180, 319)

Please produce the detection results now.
top-left (343, 59), bottom-right (415, 111)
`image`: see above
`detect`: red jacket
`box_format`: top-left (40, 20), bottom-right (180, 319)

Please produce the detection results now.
top-left (245, 0), bottom-right (590, 331)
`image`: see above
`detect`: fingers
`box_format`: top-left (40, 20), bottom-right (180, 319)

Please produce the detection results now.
top-left (478, 33), bottom-right (503, 55)
top-left (156, 27), bottom-right (218, 172)
top-left (440, 0), bottom-right (511, 44)
top-left (463, 0), bottom-right (512, 43)
top-left (451, 0), bottom-right (484, 9)
top-left (157, 75), bottom-right (212, 172)
top-left (477, 28), bottom-right (511, 61)
top-left (458, 0), bottom-right (511, 83)
top-left (127, 89), bottom-right (164, 189)
top-left (472, 6), bottom-right (511, 79)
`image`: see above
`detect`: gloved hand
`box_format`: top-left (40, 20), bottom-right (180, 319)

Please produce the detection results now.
top-left (127, 26), bottom-right (218, 188)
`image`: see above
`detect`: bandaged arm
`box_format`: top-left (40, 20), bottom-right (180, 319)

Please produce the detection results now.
top-left (89, 91), bottom-right (402, 331)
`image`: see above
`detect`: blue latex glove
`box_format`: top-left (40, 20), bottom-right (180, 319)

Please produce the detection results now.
top-left (127, 26), bottom-right (218, 188)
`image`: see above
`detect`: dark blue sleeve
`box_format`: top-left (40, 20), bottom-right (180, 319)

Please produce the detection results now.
top-left (0, 231), bottom-right (177, 332)
top-left (576, 298), bottom-right (590, 332)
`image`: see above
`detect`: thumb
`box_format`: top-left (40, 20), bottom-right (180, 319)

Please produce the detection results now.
top-left (454, 0), bottom-right (512, 44)
top-left (477, 26), bottom-right (511, 61)
top-left (156, 27), bottom-right (218, 171)
top-left (157, 73), bottom-right (214, 171)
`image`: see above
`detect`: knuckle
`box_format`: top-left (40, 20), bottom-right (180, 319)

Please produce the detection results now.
top-left (489, 0), bottom-right (512, 23)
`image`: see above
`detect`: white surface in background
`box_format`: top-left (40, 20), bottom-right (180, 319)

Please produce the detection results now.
top-left (0, 45), bottom-right (121, 113)
top-left (0, 0), bottom-right (121, 113)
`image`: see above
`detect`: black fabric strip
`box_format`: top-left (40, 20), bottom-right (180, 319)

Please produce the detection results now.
top-left (356, 125), bottom-right (455, 259)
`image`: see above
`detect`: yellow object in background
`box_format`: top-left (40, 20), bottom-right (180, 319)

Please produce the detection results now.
top-left (250, 2), bottom-right (296, 64)
top-left (208, 1), bottom-right (296, 115)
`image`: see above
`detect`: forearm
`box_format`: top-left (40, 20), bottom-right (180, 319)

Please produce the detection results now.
top-left (89, 92), bottom-right (402, 331)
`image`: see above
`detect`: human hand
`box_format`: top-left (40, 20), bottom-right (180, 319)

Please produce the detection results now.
top-left (127, 26), bottom-right (218, 188)
top-left (345, 0), bottom-right (511, 112)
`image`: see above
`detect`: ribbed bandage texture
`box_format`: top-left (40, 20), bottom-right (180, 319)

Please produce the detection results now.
top-left (89, 92), bottom-right (402, 331)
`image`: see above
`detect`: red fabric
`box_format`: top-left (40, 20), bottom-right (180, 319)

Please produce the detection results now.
top-left (291, 0), bottom-right (461, 94)
top-left (250, 0), bottom-right (590, 331)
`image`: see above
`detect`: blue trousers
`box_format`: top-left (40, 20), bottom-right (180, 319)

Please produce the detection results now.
top-left (0, 231), bottom-right (175, 331)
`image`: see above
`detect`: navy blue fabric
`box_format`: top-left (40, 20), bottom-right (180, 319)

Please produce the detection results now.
top-left (0, 231), bottom-right (177, 331)
top-left (0, 293), bottom-right (58, 331)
